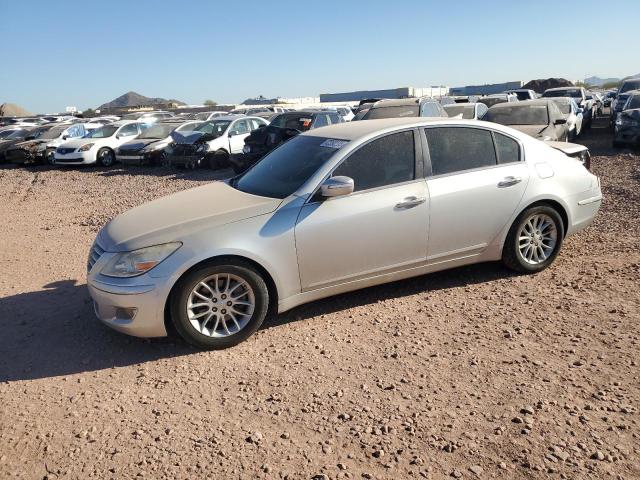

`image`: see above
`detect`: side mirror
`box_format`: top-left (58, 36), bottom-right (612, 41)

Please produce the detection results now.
top-left (320, 176), bottom-right (354, 198)
top-left (62, 135), bottom-right (69, 140)
top-left (554, 118), bottom-right (567, 125)
top-left (228, 130), bottom-right (238, 137)
top-left (116, 135), bottom-right (121, 139)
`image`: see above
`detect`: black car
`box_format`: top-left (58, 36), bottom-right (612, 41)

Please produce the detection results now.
top-left (228, 111), bottom-right (342, 173)
top-left (0, 126), bottom-right (48, 163)
top-left (613, 91), bottom-right (640, 148)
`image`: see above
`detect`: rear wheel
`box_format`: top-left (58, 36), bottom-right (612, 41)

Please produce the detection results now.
top-left (170, 261), bottom-right (269, 349)
top-left (97, 148), bottom-right (115, 167)
top-left (502, 205), bottom-right (564, 273)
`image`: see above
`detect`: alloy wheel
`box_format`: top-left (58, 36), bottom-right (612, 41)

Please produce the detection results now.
top-left (517, 213), bottom-right (558, 265)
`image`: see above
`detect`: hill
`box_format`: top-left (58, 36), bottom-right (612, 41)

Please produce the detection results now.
top-left (98, 91), bottom-right (185, 110)
top-left (0, 103), bottom-right (33, 117)
top-left (585, 76), bottom-right (620, 87)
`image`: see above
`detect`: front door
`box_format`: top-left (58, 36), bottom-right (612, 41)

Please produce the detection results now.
top-left (228, 119), bottom-right (251, 153)
top-left (295, 130), bottom-right (428, 290)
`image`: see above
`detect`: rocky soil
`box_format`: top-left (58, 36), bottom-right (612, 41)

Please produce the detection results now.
top-left (0, 117), bottom-right (638, 479)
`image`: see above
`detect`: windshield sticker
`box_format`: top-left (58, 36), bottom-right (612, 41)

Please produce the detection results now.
top-left (320, 139), bottom-right (349, 149)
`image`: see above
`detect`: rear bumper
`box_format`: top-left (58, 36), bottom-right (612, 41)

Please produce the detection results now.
top-left (565, 184), bottom-right (602, 236)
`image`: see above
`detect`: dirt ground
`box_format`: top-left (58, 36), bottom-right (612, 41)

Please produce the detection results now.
top-left (0, 116), bottom-right (638, 480)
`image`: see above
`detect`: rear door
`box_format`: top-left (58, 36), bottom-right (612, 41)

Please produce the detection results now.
top-left (423, 126), bottom-right (529, 263)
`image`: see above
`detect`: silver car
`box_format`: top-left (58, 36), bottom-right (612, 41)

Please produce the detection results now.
top-left (88, 118), bottom-right (602, 349)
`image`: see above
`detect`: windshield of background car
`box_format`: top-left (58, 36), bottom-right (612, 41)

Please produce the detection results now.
top-left (620, 80), bottom-right (640, 93)
top-left (362, 105), bottom-right (419, 119)
top-left (551, 100), bottom-right (572, 115)
top-left (122, 113), bottom-right (143, 120)
top-left (39, 126), bottom-right (67, 139)
top-left (485, 105), bottom-right (549, 125)
top-left (196, 120), bottom-right (231, 137)
top-left (234, 136), bottom-right (347, 199)
top-left (269, 114), bottom-right (313, 130)
top-left (138, 124), bottom-right (174, 139)
top-left (444, 105), bottom-right (476, 119)
top-left (1, 129), bottom-right (25, 139)
top-left (626, 96), bottom-right (640, 110)
top-left (543, 89), bottom-right (581, 98)
top-left (85, 125), bottom-right (118, 138)
top-left (478, 97), bottom-right (506, 107)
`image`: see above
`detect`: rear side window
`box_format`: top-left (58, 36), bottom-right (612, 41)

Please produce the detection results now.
top-left (425, 127), bottom-right (497, 176)
top-left (333, 131), bottom-right (415, 192)
top-left (327, 113), bottom-right (341, 124)
top-left (494, 133), bottom-right (520, 164)
top-left (420, 102), bottom-right (443, 117)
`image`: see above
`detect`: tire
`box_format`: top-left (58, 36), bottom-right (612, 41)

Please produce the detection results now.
top-left (612, 141), bottom-right (623, 148)
top-left (502, 205), bottom-right (564, 274)
top-left (97, 148), bottom-right (115, 167)
top-left (46, 148), bottom-right (56, 165)
top-left (170, 260), bottom-right (269, 349)
top-left (209, 150), bottom-right (229, 170)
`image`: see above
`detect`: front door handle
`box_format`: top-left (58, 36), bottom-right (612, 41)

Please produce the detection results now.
top-left (395, 196), bottom-right (426, 209)
top-left (497, 176), bottom-right (522, 188)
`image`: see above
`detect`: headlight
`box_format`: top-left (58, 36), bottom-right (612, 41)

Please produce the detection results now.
top-left (242, 144), bottom-right (251, 154)
top-left (79, 143), bottom-right (95, 152)
top-left (146, 142), bottom-right (168, 152)
top-left (100, 242), bottom-right (182, 277)
top-left (196, 143), bottom-right (209, 153)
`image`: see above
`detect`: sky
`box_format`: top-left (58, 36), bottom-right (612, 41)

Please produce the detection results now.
top-left (1, 0), bottom-right (638, 113)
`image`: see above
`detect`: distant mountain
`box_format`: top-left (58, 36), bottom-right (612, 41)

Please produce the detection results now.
top-left (585, 76), bottom-right (620, 86)
top-left (0, 103), bottom-right (32, 117)
top-left (98, 91), bottom-right (185, 110)
top-left (623, 73), bottom-right (640, 80)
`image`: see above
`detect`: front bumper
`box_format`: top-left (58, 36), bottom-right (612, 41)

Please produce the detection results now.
top-left (55, 150), bottom-right (95, 165)
top-left (614, 126), bottom-right (640, 145)
top-left (88, 278), bottom-right (168, 338)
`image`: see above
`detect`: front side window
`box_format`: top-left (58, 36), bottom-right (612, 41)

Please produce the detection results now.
top-left (425, 127), bottom-right (497, 176)
top-left (233, 120), bottom-right (250, 134)
top-left (313, 114), bottom-right (329, 128)
top-left (333, 131), bottom-right (415, 192)
top-left (86, 125), bottom-right (118, 138)
top-left (118, 124), bottom-right (139, 137)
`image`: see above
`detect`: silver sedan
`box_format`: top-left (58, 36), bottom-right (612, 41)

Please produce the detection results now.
top-left (87, 118), bottom-right (602, 349)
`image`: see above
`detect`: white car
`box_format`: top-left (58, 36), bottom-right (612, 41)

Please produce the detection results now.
top-left (42, 123), bottom-right (101, 163)
top-left (166, 116), bottom-right (268, 168)
top-left (193, 111), bottom-right (229, 121)
top-left (324, 106), bottom-right (355, 122)
top-left (54, 120), bottom-right (145, 166)
top-left (87, 117), bottom-right (601, 349)
top-left (548, 98), bottom-right (584, 140)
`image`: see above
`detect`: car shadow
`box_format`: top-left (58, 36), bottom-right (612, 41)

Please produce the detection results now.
top-left (0, 263), bottom-right (517, 383)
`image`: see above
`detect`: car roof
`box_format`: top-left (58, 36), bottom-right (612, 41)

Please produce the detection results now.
top-left (544, 87), bottom-right (580, 92)
top-left (302, 117), bottom-right (504, 142)
top-left (371, 97), bottom-right (434, 108)
top-left (489, 99), bottom-right (552, 109)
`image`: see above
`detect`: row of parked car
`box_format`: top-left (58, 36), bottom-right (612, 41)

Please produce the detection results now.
top-left (2, 79), bottom-right (638, 171)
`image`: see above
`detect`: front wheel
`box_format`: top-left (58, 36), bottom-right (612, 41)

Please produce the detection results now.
top-left (46, 148), bottom-right (56, 165)
top-left (97, 148), bottom-right (115, 167)
top-left (502, 205), bottom-right (564, 273)
top-left (170, 261), bottom-right (269, 349)
top-left (209, 150), bottom-right (229, 170)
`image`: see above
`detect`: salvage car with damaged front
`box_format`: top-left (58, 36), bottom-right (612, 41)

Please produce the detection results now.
top-left (6, 123), bottom-right (92, 165)
top-left (484, 100), bottom-right (569, 142)
top-left (164, 116), bottom-right (267, 169)
top-left (613, 91), bottom-right (640, 148)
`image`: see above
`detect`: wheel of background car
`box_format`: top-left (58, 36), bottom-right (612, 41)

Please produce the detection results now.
top-left (97, 148), bottom-right (115, 167)
top-left (209, 149), bottom-right (229, 170)
top-left (502, 205), bottom-right (564, 274)
top-left (170, 260), bottom-right (269, 349)
top-left (46, 148), bottom-right (56, 165)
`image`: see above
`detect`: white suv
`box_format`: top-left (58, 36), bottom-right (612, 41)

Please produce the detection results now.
top-left (54, 120), bottom-right (145, 166)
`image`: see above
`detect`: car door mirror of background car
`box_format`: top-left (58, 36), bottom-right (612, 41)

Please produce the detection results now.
top-left (320, 176), bottom-right (354, 198)
top-left (229, 130), bottom-right (238, 137)
top-left (554, 118), bottom-right (567, 125)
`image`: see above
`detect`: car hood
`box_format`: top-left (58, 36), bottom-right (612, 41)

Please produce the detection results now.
top-left (99, 181), bottom-right (282, 252)
top-left (119, 138), bottom-right (164, 150)
top-left (508, 125), bottom-right (548, 137)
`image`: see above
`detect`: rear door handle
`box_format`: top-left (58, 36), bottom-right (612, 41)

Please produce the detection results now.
top-left (497, 176), bottom-right (522, 188)
top-left (395, 196), bottom-right (427, 209)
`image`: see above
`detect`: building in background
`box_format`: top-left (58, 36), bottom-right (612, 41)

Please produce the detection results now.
top-left (242, 95), bottom-right (320, 105)
top-left (449, 81), bottom-right (524, 96)
top-left (319, 86), bottom-right (449, 103)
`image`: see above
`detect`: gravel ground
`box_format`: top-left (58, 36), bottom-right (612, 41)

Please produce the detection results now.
top-left (0, 116), bottom-right (638, 480)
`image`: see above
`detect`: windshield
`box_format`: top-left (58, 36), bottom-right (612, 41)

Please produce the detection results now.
top-left (362, 105), bottom-right (419, 120)
top-left (138, 124), bottom-right (174, 139)
top-left (444, 105), bottom-right (476, 119)
top-left (196, 120), bottom-right (231, 137)
top-left (269, 113), bottom-right (313, 130)
top-left (626, 96), bottom-right (640, 110)
top-left (620, 79), bottom-right (640, 93)
top-left (542, 89), bottom-right (582, 98)
top-left (234, 136), bottom-right (346, 199)
top-left (40, 126), bottom-right (67, 140)
top-left (0, 129), bottom-right (23, 139)
top-left (550, 99), bottom-right (572, 114)
top-left (478, 97), bottom-right (506, 108)
top-left (485, 105), bottom-right (549, 125)
top-left (5, 129), bottom-right (27, 139)
top-left (85, 125), bottom-right (118, 138)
